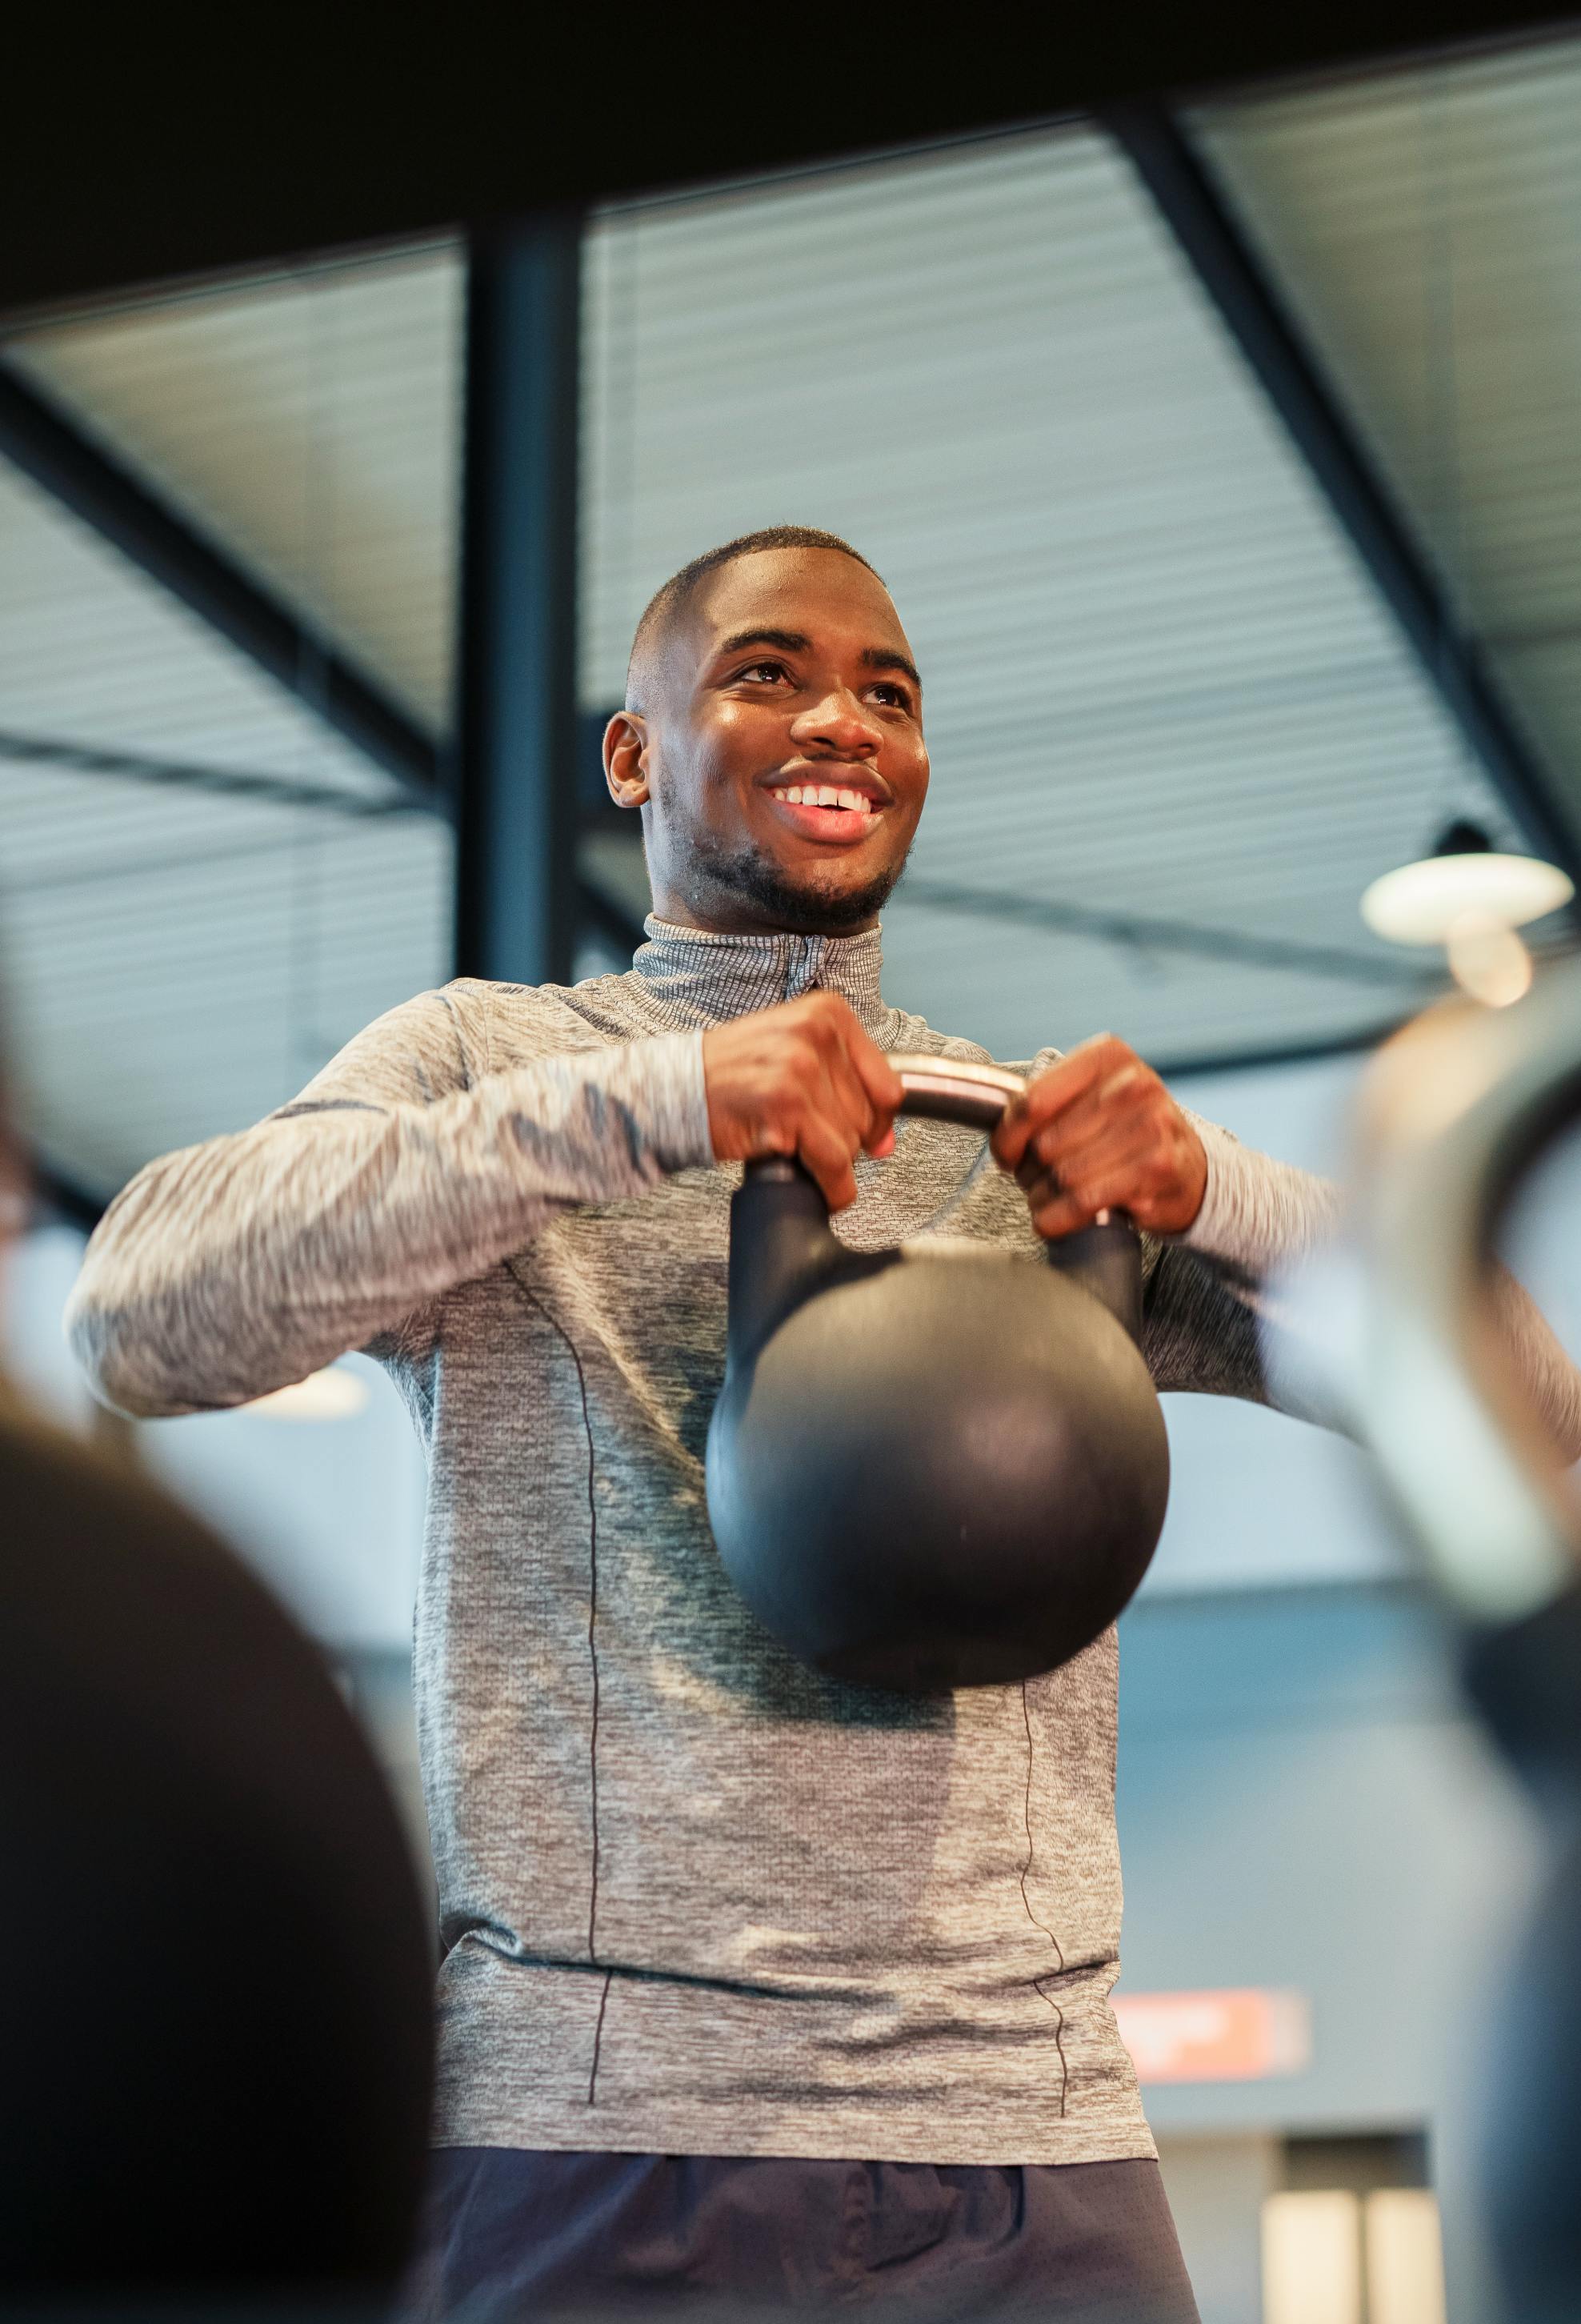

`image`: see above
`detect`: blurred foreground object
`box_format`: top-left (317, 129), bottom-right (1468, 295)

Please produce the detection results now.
top-left (1349, 960), bottom-right (1581, 2323)
top-left (1356, 976), bottom-right (1581, 1621)
top-left (0, 1394), bottom-right (434, 2309)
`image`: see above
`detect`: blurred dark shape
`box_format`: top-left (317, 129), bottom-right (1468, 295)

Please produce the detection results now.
top-left (1435, 816), bottom-right (1493, 855)
top-left (1463, 1585), bottom-right (1581, 2324)
top-left (0, 1398), bottom-right (434, 2310)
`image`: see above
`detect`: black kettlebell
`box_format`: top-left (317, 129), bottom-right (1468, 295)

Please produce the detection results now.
top-left (705, 1056), bottom-right (1171, 1692)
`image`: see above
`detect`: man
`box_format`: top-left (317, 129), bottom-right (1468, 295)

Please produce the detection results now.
top-left (69, 527), bottom-right (1581, 2321)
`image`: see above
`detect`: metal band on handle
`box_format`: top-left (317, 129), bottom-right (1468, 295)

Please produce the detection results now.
top-left (887, 1053), bottom-right (1127, 1230)
top-left (746, 1053), bottom-right (1128, 1230)
top-left (889, 1053), bottom-right (1026, 1130)
top-left (742, 1057), bottom-right (1023, 1188)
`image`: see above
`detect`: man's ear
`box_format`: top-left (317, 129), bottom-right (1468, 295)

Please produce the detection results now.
top-left (603, 712), bottom-right (650, 809)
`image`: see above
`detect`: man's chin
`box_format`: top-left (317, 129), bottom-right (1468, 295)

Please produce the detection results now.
top-left (688, 835), bottom-right (907, 937)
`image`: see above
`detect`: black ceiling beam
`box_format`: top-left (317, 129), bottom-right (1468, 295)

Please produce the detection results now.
top-left (899, 877), bottom-right (1436, 989)
top-left (0, 723), bottom-right (636, 957)
top-left (1151, 1016), bottom-right (1425, 1081)
top-left (0, 360), bottom-right (442, 799)
top-left (576, 876), bottom-right (647, 964)
top-left (29, 1157), bottom-right (109, 1236)
top-left (4, 7), bottom-right (1575, 316)
top-left (453, 218), bottom-right (583, 986)
top-left (0, 727), bottom-right (428, 819)
top-left (1102, 102), bottom-right (1581, 879)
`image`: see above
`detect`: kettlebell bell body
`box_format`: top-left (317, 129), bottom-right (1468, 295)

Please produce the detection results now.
top-left (705, 1057), bottom-right (1171, 1693)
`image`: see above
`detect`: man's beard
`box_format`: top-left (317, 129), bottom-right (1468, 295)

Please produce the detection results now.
top-left (686, 829), bottom-right (911, 936)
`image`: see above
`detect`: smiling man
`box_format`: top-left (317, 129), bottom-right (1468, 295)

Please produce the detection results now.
top-left (68, 527), bottom-right (1581, 2322)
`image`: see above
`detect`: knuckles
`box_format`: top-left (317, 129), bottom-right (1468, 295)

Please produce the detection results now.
top-left (795, 991), bottom-right (855, 1039)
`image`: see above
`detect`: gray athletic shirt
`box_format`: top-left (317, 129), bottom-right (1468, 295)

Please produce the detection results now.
top-left (67, 917), bottom-right (1563, 2166)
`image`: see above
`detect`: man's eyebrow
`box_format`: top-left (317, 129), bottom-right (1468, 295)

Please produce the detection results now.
top-left (859, 645), bottom-right (923, 692)
top-left (713, 628), bottom-right (923, 694)
top-left (714, 627), bottom-right (811, 659)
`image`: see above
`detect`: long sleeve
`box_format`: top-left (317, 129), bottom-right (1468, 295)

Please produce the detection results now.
top-left (66, 981), bottom-right (713, 1420)
top-left (1146, 1113), bottom-right (1581, 1463)
top-left (1136, 1115), bottom-right (1339, 1410)
top-left (1179, 1116), bottom-right (1343, 1272)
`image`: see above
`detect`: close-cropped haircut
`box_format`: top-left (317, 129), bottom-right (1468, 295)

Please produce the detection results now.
top-left (625, 526), bottom-right (882, 709)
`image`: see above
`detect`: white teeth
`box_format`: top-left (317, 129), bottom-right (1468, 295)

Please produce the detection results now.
top-left (774, 781), bottom-right (877, 813)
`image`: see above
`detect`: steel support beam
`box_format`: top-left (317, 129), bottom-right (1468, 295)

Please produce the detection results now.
top-left (9, 9), bottom-right (1577, 316)
top-left (0, 727), bottom-right (426, 819)
top-left (1103, 102), bottom-right (1581, 880)
top-left (899, 876), bottom-right (1432, 990)
top-left (453, 217), bottom-right (583, 985)
top-left (578, 875), bottom-right (648, 964)
top-left (0, 726), bottom-right (634, 955)
top-left (29, 1157), bottom-right (108, 1235)
top-left (0, 360), bottom-right (440, 799)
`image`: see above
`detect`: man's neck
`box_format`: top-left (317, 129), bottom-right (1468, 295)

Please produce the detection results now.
top-left (650, 895), bottom-right (879, 943)
top-left (631, 915), bottom-right (888, 1034)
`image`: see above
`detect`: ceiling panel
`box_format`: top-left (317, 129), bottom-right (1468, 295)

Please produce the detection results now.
top-left (0, 402), bottom-right (452, 1195)
top-left (4, 242), bottom-right (462, 735)
top-left (3, 812), bottom-right (451, 1192)
top-left (0, 460), bottom-right (394, 799)
top-left (1193, 34), bottom-right (1581, 837)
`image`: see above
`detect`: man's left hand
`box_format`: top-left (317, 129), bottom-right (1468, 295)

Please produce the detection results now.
top-left (991, 1035), bottom-right (1208, 1240)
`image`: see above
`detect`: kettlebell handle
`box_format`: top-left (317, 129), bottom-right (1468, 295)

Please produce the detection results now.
top-left (738, 1056), bottom-right (1027, 1177)
top-left (738, 1053), bottom-right (1145, 1348)
top-left (887, 1053), bottom-right (1029, 1129)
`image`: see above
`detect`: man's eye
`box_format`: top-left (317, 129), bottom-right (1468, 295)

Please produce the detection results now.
top-left (738, 660), bottom-right (787, 683)
top-left (870, 682), bottom-right (911, 710)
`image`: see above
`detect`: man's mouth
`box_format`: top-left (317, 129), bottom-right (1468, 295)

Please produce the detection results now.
top-left (762, 773), bottom-right (887, 845)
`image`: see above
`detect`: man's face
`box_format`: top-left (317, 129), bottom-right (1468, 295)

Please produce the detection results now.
top-left (606, 547), bottom-right (929, 936)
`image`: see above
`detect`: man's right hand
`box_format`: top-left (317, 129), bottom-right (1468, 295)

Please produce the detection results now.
top-left (703, 993), bottom-right (904, 1212)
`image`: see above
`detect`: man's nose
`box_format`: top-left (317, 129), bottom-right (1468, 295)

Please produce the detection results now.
top-left (789, 690), bottom-right (882, 757)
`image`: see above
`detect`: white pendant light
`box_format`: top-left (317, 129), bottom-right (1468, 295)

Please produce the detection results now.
top-left (1361, 821), bottom-right (1573, 948)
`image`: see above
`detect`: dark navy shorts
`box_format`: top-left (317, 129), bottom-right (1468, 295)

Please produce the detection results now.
top-left (415, 2147), bottom-right (1200, 2320)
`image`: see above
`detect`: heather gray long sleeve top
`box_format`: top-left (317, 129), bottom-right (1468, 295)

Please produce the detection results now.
top-left (65, 919), bottom-right (1581, 2166)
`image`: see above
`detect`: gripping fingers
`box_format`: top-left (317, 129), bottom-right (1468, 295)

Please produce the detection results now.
top-left (1028, 1188), bottom-right (1100, 1241)
top-left (1023, 1122), bottom-right (1156, 1215)
top-left (797, 1112), bottom-right (862, 1212)
top-left (851, 1039), bottom-right (905, 1147)
top-left (822, 1013), bottom-right (902, 1161)
top-left (812, 1012), bottom-right (901, 1156)
top-left (994, 1038), bottom-right (1135, 1171)
top-left (824, 1048), bottom-right (879, 1157)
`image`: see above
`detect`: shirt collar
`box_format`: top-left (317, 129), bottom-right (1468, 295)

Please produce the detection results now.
top-left (630, 915), bottom-right (889, 1035)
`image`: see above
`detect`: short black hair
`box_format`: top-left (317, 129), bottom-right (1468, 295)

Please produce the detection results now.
top-left (626, 525), bottom-right (882, 708)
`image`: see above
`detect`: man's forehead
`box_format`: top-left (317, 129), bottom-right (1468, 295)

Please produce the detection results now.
top-left (687, 549), bottom-right (915, 665)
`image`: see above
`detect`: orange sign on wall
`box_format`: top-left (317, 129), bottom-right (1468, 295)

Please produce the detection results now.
top-left (1112, 1987), bottom-right (1311, 2084)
